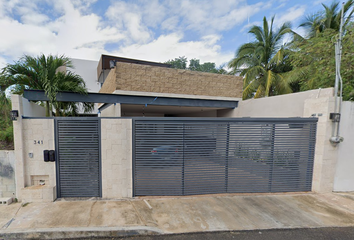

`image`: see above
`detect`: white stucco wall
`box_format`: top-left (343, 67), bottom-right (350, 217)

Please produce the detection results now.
top-left (101, 104), bottom-right (121, 117)
top-left (334, 101), bottom-right (354, 191)
top-left (69, 58), bottom-right (100, 114)
top-left (218, 88), bottom-right (334, 118)
top-left (22, 99), bottom-right (46, 117)
top-left (69, 58), bottom-right (100, 93)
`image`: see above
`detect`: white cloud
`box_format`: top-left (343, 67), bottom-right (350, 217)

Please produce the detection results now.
top-left (313, 0), bottom-right (330, 6)
top-left (0, 0), bottom-right (309, 70)
top-left (275, 5), bottom-right (307, 26)
top-left (0, 56), bottom-right (7, 70)
top-left (105, 1), bottom-right (152, 43)
top-left (161, 16), bottom-right (180, 31)
top-left (105, 0), bottom-right (269, 36)
top-left (166, 0), bottom-right (268, 34)
top-left (0, 0), bottom-right (123, 62)
top-left (240, 21), bottom-right (262, 33)
top-left (113, 33), bottom-right (233, 67)
top-left (140, 0), bottom-right (167, 28)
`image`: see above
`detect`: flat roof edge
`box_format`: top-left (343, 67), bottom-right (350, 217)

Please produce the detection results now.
top-left (23, 90), bottom-right (238, 109)
top-left (113, 90), bottom-right (242, 101)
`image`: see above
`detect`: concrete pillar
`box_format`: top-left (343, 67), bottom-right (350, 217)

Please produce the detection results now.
top-left (11, 95), bottom-right (25, 199)
top-left (303, 97), bottom-right (338, 192)
top-left (101, 119), bottom-right (132, 198)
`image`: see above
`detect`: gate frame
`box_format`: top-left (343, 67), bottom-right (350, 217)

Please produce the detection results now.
top-left (131, 117), bottom-right (318, 197)
top-left (54, 117), bottom-right (102, 198)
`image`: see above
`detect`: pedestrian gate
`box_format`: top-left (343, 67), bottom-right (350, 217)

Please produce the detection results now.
top-left (56, 119), bottom-right (101, 198)
top-left (133, 118), bottom-right (317, 196)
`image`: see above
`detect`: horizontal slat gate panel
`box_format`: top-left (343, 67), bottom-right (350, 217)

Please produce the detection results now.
top-left (57, 119), bottom-right (100, 198)
top-left (134, 120), bottom-right (317, 196)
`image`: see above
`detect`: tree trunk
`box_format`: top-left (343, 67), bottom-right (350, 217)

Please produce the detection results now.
top-left (45, 101), bottom-right (50, 117)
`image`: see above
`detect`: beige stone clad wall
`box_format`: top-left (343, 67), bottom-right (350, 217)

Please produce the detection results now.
top-left (21, 119), bottom-right (56, 202)
top-left (99, 66), bottom-right (117, 94)
top-left (303, 97), bottom-right (337, 193)
top-left (12, 95), bottom-right (56, 202)
top-left (101, 119), bottom-right (132, 198)
top-left (22, 119), bottom-right (56, 187)
top-left (100, 62), bottom-right (243, 98)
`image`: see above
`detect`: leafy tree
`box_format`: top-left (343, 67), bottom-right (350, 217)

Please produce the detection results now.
top-left (300, 0), bottom-right (354, 38)
top-left (165, 56), bottom-right (188, 69)
top-left (0, 92), bottom-right (13, 149)
top-left (0, 54), bottom-right (93, 116)
top-left (287, 27), bottom-right (354, 100)
top-left (165, 56), bottom-right (229, 74)
top-left (228, 16), bottom-right (294, 99)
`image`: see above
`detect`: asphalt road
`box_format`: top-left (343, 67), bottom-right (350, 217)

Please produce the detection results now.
top-left (67, 227), bottom-right (354, 240)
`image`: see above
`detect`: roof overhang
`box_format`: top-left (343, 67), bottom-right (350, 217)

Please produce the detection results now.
top-left (23, 90), bottom-right (238, 109)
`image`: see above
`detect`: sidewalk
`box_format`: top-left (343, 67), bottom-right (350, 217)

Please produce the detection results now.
top-left (1, 192), bottom-right (354, 239)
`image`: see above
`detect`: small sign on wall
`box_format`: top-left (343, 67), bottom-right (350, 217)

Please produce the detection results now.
top-left (34, 140), bottom-right (43, 145)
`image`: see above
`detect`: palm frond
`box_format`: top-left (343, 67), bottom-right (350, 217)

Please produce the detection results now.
top-left (1, 54), bottom-right (91, 116)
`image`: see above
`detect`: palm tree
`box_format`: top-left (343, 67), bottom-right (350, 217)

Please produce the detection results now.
top-left (0, 54), bottom-right (93, 116)
top-left (228, 16), bottom-right (293, 99)
top-left (300, 0), bottom-right (354, 38)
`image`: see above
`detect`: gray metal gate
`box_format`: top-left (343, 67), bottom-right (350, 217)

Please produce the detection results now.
top-left (55, 118), bottom-right (101, 198)
top-left (133, 118), bottom-right (317, 196)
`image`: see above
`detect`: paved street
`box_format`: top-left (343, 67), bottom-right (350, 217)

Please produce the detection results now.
top-left (62, 227), bottom-right (354, 240)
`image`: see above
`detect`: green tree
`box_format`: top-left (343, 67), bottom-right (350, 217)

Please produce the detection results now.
top-left (228, 16), bottom-right (294, 99)
top-left (287, 27), bottom-right (354, 100)
top-left (165, 56), bottom-right (188, 69)
top-left (0, 54), bottom-right (93, 116)
top-left (165, 57), bottom-right (229, 74)
top-left (0, 92), bottom-right (13, 149)
top-left (300, 0), bottom-right (354, 38)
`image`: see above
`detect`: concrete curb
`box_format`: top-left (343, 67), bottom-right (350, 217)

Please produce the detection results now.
top-left (0, 226), bottom-right (163, 239)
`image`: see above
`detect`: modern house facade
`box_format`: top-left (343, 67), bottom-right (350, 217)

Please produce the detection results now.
top-left (97, 55), bottom-right (243, 118)
top-left (4, 55), bottom-right (354, 203)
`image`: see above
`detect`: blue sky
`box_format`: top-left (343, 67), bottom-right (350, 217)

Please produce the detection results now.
top-left (0, 0), bottom-right (332, 69)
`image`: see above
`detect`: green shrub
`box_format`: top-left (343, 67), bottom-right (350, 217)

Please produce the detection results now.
top-left (0, 92), bottom-right (13, 148)
top-left (0, 125), bottom-right (13, 143)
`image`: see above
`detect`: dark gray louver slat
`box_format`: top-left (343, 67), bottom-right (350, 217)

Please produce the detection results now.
top-left (57, 119), bottom-right (100, 197)
top-left (133, 119), bottom-right (317, 196)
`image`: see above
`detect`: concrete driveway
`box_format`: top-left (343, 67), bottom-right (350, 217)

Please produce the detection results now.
top-left (1, 192), bottom-right (354, 238)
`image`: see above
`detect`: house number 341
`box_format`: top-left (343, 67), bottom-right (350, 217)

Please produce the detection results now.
top-left (34, 140), bottom-right (43, 144)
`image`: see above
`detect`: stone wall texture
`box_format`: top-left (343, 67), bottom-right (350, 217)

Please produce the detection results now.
top-left (99, 62), bottom-right (243, 98)
top-left (99, 67), bottom-right (117, 94)
top-left (101, 119), bottom-right (132, 198)
top-left (22, 119), bottom-right (56, 188)
top-left (304, 97), bottom-right (337, 193)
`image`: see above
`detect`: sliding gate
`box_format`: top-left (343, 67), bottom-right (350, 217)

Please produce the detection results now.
top-left (133, 118), bottom-right (317, 196)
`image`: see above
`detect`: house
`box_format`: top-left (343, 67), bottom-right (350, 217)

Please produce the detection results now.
top-left (64, 55), bottom-right (243, 117)
top-left (97, 54), bottom-right (243, 117)
top-left (7, 55), bottom-right (354, 203)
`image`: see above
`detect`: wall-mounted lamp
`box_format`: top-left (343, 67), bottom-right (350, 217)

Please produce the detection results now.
top-left (329, 113), bottom-right (341, 122)
top-left (11, 110), bottom-right (19, 121)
